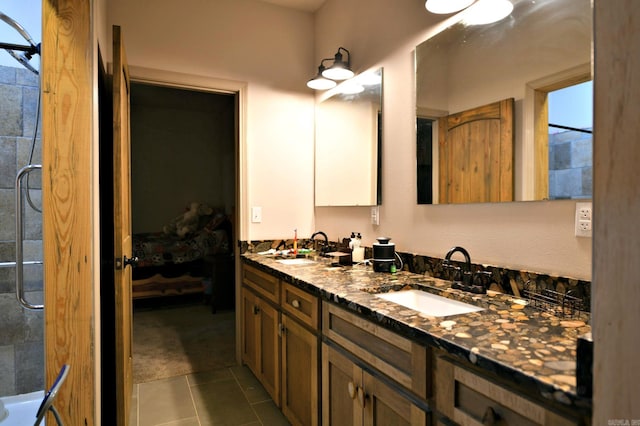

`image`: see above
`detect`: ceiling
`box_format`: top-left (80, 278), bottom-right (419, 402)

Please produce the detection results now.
top-left (256, 0), bottom-right (327, 12)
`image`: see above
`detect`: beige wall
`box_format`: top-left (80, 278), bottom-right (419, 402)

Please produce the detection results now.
top-left (107, 0), bottom-right (316, 241)
top-left (104, 0), bottom-right (591, 279)
top-left (313, 0), bottom-right (591, 280)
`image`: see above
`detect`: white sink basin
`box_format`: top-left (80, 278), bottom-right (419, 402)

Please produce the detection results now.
top-left (276, 258), bottom-right (315, 265)
top-left (375, 289), bottom-right (484, 317)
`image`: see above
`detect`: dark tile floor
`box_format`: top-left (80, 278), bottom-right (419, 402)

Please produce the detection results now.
top-left (130, 365), bottom-right (290, 426)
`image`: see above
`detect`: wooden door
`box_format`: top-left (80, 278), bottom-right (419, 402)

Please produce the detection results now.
top-left (363, 371), bottom-right (429, 426)
top-left (281, 314), bottom-right (319, 426)
top-left (322, 343), bottom-right (363, 426)
top-left (438, 98), bottom-right (514, 204)
top-left (113, 25), bottom-right (134, 426)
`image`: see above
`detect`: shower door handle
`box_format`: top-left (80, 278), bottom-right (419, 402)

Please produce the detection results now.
top-left (16, 164), bottom-right (43, 310)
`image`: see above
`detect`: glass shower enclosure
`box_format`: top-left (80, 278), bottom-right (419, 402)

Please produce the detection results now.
top-left (0, 0), bottom-right (44, 407)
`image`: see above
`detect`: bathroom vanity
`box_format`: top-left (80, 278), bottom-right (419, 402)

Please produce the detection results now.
top-left (240, 254), bottom-right (592, 426)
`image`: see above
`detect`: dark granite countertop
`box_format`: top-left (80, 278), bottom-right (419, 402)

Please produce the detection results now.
top-left (242, 253), bottom-right (593, 416)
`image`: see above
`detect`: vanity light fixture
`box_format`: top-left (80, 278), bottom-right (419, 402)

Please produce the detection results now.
top-left (321, 47), bottom-right (354, 80)
top-left (425, 0), bottom-right (475, 14)
top-left (307, 47), bottom-right (354, 90)
top-left (307, 61), bottom-right (338, 90)
top-left (463, 0), bottom-right (513, 25)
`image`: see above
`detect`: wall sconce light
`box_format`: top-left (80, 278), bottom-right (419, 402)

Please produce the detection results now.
top-left (462, 0), bottom-right (513, 25)
top-left (307, 60), bottom-right (338, 90)
top-left (425, 0), bottom-right (475, 14)
top-left (425, 0), bottom-right (513, 25)
top-left (307, 47), bottom-right (354, 90)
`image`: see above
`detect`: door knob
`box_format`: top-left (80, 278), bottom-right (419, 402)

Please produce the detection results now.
top-left (124, 255), bottom-right (139, 267)
top-left (115, 255), bottom-right (139, 269)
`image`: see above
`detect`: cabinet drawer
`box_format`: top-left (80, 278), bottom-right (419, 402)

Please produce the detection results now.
top-left (323, 302), bottom-right (430, 399)
top-left (434, 355), bottom-right (578, 426)
top-left (281, 282), bottom-right (319, 330)
top-left (243, 264), bottom-right (280, 304)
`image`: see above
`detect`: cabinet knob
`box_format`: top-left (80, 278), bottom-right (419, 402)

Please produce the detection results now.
top-left (347, 381), bottom-right (357, 399)
top-left (291, 299), bottom-right (300, 309)
top-left (482, 406), bottom-right (500, 426)
top-left (278, 323), bottom-right (285, 336)
top-left (253, 305), bottom-right (260, 315)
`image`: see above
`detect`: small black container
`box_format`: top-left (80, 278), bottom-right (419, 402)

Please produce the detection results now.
top-left (373, 237), bottom-right (395, 272)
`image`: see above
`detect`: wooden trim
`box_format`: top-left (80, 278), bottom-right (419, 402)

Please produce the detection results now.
top-left (42, 0), bottom-right (96, 424)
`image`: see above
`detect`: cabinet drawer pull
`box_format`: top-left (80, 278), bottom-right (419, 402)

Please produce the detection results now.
top-left (357, 386), bottom-right (367, 408)
top-left (291, 299), bottom-right (301, 309)
top-left (482, 406), bottom-right (500, 426)
top-left (348, 381), bottom-right (357, 399)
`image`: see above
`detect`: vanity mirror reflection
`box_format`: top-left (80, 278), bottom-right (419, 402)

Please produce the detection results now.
top-left (315, 68), bottom-right (382, 206)
top-left (416, 0), bottom-right (592, 204)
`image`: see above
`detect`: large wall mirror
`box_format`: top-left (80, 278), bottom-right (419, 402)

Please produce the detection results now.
top-left (416, 0), bottom-right (592, 204)
top-left (315, 68), bottom-right (382, 206)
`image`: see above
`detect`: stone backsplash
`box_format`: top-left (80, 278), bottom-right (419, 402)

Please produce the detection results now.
top-left (240, 239), bottom-right (591, 313)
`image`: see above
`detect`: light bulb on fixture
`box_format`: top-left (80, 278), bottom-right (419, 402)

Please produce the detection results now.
top-left (307, 63), bottom-right (337, 90)
top-left (321, 47), bottom-right (354, 81)
top-left (463, 0), bottom-right (513, 25)
top-left (425, 0), bottom-right (475, 14)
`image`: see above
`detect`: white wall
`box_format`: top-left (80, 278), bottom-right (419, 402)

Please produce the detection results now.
top-left (107, 0), bottom-right (316, 241)
top-left (313, 0), bottom-right (592, 280)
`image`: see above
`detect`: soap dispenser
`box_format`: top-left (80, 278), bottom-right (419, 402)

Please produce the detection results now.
top-left (352, 233), bottom-right (364, 263)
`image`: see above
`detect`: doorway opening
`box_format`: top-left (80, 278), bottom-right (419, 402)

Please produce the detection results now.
top-left (129, 81), bottom-right (239, 383)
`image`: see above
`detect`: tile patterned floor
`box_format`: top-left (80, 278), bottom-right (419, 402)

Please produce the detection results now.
top-left (130, 365), bottom-right (290, 426)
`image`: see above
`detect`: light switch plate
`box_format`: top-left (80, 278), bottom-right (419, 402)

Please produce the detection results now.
top-left (371, 206), bottom-right (380, 225)
top-left (251, 206), bottom-right (262, 223)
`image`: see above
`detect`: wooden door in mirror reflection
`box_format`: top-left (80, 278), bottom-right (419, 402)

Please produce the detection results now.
top-left (438, 98), bottom-right (514, 204)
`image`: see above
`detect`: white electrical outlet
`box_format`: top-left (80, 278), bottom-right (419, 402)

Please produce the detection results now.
top-left (251, 206), bottom-right (262, 223)
top-left (575, 202), bottom-right (592, 237)
top-left (371, 206), bottom-right (380, 225)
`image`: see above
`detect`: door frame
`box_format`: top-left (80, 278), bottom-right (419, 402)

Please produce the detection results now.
top-left (127, 66), bottom-right (247, 363)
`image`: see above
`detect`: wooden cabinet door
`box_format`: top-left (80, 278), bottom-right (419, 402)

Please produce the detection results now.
top-left (363, 371), bottom-right (429, 426)
top-left (241, 287), bottom-right (281, 405)
top-left (241, 288), bottom-right (259, 372)
top-left (322, 343), bottom-right (363, 426)
top-left (281, 314), bottom-right (319, 426)
top-left (258, 298), bottom-right (281, 406)
top-left (438, 98), bottom-right (514, 204)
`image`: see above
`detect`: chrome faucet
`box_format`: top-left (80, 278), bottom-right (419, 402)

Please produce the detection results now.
top-left (310, 231), bottom-right (329, 254)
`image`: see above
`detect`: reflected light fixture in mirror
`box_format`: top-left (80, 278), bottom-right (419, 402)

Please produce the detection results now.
top-left (425, 0), bottom-right (475, 14)
top-left (462, 0), bottom-right (514, 25)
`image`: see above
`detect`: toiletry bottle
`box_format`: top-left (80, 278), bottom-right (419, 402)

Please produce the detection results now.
top-left (293, 229), bottom-right (298, 255)
top-left (352, 232), bottom-right (365, 263)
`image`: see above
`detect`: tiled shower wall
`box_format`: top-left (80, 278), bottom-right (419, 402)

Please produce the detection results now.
top-left (0, 64), bottom-right (44, 396)
top-left (549, 129), bottom-right (593, 200)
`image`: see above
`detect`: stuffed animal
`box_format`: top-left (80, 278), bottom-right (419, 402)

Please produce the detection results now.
top-left (163, 202), bottom-right (214, 238)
